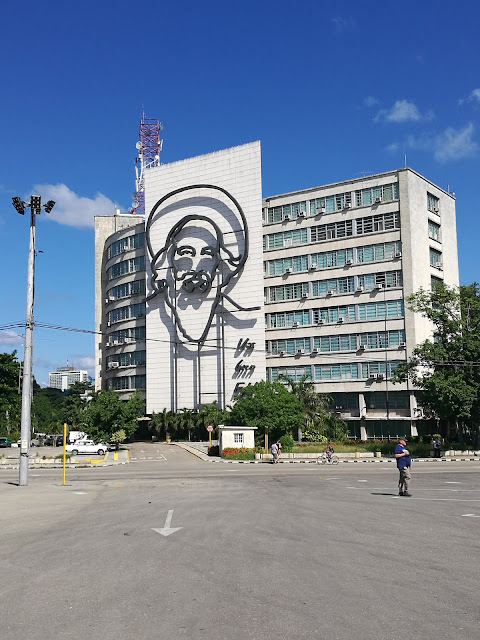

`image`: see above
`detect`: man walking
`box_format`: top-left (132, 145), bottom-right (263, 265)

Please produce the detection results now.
top-left (271, 441), bottom-right (279, 464)
top-left (394, 438), bottom-right (412, 496)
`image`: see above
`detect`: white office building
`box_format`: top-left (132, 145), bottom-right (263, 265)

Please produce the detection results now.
top-left (95, 146), bottom-right (458, 438)
top-left (48, 366), bottom-right (89, 391)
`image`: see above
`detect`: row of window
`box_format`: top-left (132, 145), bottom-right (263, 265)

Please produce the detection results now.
top-left (108, 303), bottom-right (146, 324)
top-left (267, 330), bottom-right (406, 354)
top-left (265, 182), bottom-right (399, 223)
top-left (328, 391), bottom-right (410, 410)
top-left (267, 299), bottom-right (405, 328)
top-left (264, 212), bottom-right (400, 250)
top-left (107, 279), bottom-right (146, 301)
top-left (108, 351), bottom-right (146, 367)
top-left (108, 327), bottom-right (146, 344)
top-left (109, 375), bottom-right (146, 391)
top-left (108, 256), bottom-right (145, 281)
top-left (268, 360), bottom-right (403, 382)
top-left (265, 241), bottom-right (402, 276)
top-left (108, 232), bottom-right (145, 259)
top-left (266, 270), bottom-right (402, 302)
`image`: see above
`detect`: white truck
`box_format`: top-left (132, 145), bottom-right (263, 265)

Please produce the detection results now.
top-left (67, 430), bottom-right (88, 444)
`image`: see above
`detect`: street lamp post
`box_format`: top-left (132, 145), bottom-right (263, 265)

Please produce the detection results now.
top-left (12, 195), bottom-right (55, 486)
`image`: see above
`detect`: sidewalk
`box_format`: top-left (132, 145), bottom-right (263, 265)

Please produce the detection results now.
top-left (171, 442), bottom-right (480, 464)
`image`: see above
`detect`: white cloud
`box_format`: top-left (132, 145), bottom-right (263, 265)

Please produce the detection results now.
top-left (469, 88), bottom-right (480, 103)
top-left (364, 96), bottom-right (379, 107)
top-left (331, 15), bottom-right (355, 33)
top-left (0, 330), bottom-right (24, 346)
top-left (401, 123), bottom-right (477, 162)
top-left (30, 183), bottom-right (120, 229)
top-left (375, 99), bottom-right (431, 123)
top-left (73, 355), bottom-right (95, 378)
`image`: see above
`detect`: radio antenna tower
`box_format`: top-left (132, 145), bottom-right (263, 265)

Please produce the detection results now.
top-left (133, 111), bottom-right (163, 215)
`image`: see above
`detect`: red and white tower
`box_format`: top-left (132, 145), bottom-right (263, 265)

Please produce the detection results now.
top-left (133, 111), bottom-right (162, 216)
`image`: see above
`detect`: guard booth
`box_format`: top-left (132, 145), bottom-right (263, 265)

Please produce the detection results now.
top-left (218, 425), bottom-right (257, 456)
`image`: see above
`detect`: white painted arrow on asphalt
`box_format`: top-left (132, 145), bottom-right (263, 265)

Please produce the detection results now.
top-left (152, 510), bottom-right (183, 536)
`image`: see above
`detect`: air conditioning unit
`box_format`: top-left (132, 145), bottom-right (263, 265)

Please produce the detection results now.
top-left (105, 298), bottom-right (109, 305)
top-left (374, 373), bottom-right (384, 381)
top-left (283, 214), bottom-right (291, 221)
top-left (125, 337), bottom-right (135, 343)
top-left (315, 206), bottom-right (325, 215)
top-left (284, 267), bottom-right (292, 274)
top-left (279, 350), bottom-right (285, 356)
top-left (326, 289), bottom-right (335, 296)
top-left (433, 207), bottom-right (439, 213)
top-left (375, 284), bottom-right (384, 290)
top-left (109, 295), bottom-right (115, 301)
top-left (112, 339), bottom-right (119, 346)
top-left (399, 342), bottom-right (406, 348)
top-left (435, 262), bottom-right (443, 270)
top-left (292, 321), bottom-right (299, 328)
top-left (344, 202), bottom-right (351, 209)
top-left (107, 321), bottom-right (111, 327)
top-left (311, 348), bottom-right (319, 355)
top-left (338, 317), bottom-right (345, 324)
top-left (298, 211), bottom-right (305, 218)
top-left (356, 286), bottom-right (364, 293)
top-left (358, 344), bottom-right (366, 351)
top-left (296, 348), bottom-right (304, 355)
top-left (108, 362), bottom-right (119, 369)
top-left (309, 264), bottom-right (317, 271)
top-left (346, 259), bottom-right (353, 265)
top-left (301, 292), bottom-right (308, 298)
top-left (395, 251), bottom-right (402, 258)
top-left (316, 319), bottom-right (324, 325)
top-left (375, 197), bottom-right (382, 204)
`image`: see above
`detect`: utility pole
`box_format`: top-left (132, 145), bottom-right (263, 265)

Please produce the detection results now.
top-left (12, 195), bottom-right (55, 486)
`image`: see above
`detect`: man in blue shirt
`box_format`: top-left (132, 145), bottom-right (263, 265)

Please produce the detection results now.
top-left (394, 438), bottom-right (412, 496)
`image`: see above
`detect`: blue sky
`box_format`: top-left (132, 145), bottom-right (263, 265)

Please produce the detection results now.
top-left (1, 0), bottom-right (479, 385)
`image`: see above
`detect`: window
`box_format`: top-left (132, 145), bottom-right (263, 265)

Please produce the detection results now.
top-left (314, 334), bottom-right (357, 352)
top-left (108, 256), bottom-right (145, 280)
top-left (354, 183), bottom-right (399, 207)
top-left (311, 220), bottom-right (353, 242)
top-left (312, 276), bottom-right (355, 296)
top-left (431, 276), bottom-right (443, 290)
top-left (268, 310), bottom-right (310, 328)
top-left (357, 271), bottom-right (402, 291)
top-left (108, 279), bottom-right (146, 300)
top-left (267, 201), bottom-right (307, 222)
top-left (357, 300), bottom-right (404, 320)
top-left (428, 220), bottom-right (441, 242)
top-left (329, 393), bottom-right (359, 410)
top-left (268, 282), bottom-right (309, 302)
top-left (310, 248), bottom-right (354, 269)
top-left (234, 433), bottom-right (244, 444)
top-left (269, 366), bottom-right (312, 382)
top-left (365, 391), bottom-right (408, 409)
top-left (266, 228), bottom-right (308, 250)
top-left (427, 193), bottom-right (440, 214)
top-left (360, 361), bottom-right (403, 379)
top-left (359, 330), bottom-right (405, 349)
top-left (356, 212), bottom-right (400, 235)
top-left (314, 363), bottom-right (359, 380)
top-left (269, 338), bottom-right (311, 355)
top-left (312, 305), bottom-right (356, 324)
top-left (107, 232), bottom-right (145, 258)
top-left (357, 241), bottom-right (401, 263)
top-left (429, 248), bottom-right (442, 268)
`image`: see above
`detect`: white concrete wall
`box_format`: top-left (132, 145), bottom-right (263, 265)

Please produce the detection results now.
top-left (144, 142), bottom-right (265, 412)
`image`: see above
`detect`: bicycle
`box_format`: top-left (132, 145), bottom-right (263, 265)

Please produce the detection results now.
top-left (316, 452), bottom-right (340, 465)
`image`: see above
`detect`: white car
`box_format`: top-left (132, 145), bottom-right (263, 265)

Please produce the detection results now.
top-left (65, 440), bottom-right (108, 456)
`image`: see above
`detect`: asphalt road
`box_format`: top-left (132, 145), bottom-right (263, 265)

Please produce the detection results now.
top-left (1, 443), bottom-right (479, 640)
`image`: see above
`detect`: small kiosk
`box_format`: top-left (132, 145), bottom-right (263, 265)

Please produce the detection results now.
top-left (218, 425), bottom-right (257, 456)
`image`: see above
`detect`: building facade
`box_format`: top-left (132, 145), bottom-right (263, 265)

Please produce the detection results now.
top-left (95, 153), bottom-right (458, 438)
top-left (48, 366), bottom-right (88, 391)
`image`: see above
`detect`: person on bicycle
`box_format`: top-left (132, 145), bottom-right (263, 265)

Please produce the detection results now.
top-left (325, 442), bottom-right (334, 461)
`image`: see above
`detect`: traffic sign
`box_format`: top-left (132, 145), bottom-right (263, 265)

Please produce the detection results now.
top-left (206, 425), bottom-right (214, 432)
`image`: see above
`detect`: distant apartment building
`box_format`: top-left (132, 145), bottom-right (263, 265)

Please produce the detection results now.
top-left (94, 147), bottom-right (459, 439)
top-left (48, 366), bottom-right (88, 391)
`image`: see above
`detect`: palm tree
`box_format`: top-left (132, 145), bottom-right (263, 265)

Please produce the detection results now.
top-left (278, 373), bottom-right (330, 441)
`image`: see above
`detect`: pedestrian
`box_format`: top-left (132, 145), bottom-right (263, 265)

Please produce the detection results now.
top-left (276, 441), bottom-right (282, 463)
top-left (271, 441), bottom-right (279, 464)
top-left (394, 437), bottom-right (412, 496)
top-left (434, 437), bottom-right (442, 458)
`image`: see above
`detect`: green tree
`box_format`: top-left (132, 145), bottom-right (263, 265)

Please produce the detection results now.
top-left (61, 381), bottom-right (95, 427)
top-left (81, 390), bottom-right (144, 442)
top-left (0, 351), bottom-right (21, 437)
top-left (31, 384), bottom-right (65, 433)
top-left (228, 380), bottom-right (303, 442)
top-left (394, 282), bottom-right (480, 445)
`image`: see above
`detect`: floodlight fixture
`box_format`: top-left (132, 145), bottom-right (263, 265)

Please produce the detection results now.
top-left (44, 200), bottom-right (55, 213)
top-left (30, 195), bottom-right (42, 214)
top-left (12, 197), bottom-right (25, 215)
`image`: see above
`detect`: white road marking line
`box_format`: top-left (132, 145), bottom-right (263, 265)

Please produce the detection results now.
top-left (357, 480), bottom-right (368, 482)
top-left (462, 514), bottom-right (480, 518)
top-left (445, 481), bottom-right (462, 484)
top-left (392, 497), bottom-right (480, 502)
top-left (73, 491), bottom-right (87, 495)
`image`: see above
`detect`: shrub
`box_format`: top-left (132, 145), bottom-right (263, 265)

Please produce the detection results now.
top-left (222, 447), bottom-right (256, 460)
top-left (278, 434), bottom-right (294, 453)
top-left (208, 445), bottom-right (219, 456)
top-left (303, 427), bottom-right (326, 443)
